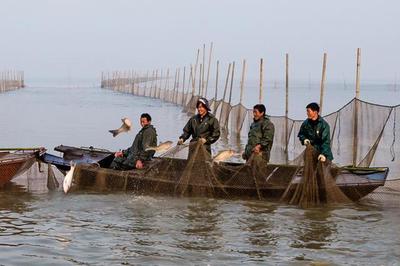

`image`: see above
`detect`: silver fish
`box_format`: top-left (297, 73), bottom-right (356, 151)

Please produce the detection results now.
top-left (109, 117), bottom-right (132, 137)
top-left (212, 149), bottom-right (238, 163)
top-left (63, 161), bottom-right (76, 194)
top-left (145, 141), bottom-right (173, 153)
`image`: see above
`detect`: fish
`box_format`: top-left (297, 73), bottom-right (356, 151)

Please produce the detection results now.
top-left (212, 149), bottom-right (239, 164)
top-left (63, 161), bottom-right (76, 194)
top-left (109, 117), bottom-right (132, 137)
top-left (145, 141), bottom-right (173, 153)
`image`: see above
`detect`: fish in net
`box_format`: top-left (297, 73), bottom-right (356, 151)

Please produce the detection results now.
top-left (281, 145), bottom-right (352, 208)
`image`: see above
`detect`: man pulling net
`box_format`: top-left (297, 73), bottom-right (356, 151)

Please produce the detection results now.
top-left (282, 102), bottom-right (351, 207)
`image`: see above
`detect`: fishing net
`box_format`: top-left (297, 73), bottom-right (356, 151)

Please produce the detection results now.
top-left (72, 141), bottom-right (298, 201)
top-left (101, 76), bottom-right (400, 205)
top-left (281, 145), bottom-right (351, 208)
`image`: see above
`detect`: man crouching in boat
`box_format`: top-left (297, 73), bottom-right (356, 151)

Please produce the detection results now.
top-left (178, 97), bottom-right (220, 158)
top-left (110, 113), bottom-right (158, 170)
top-left (242, 104), bottom-right (275, 163)
top-left (298, 102), bottom-right (333, 162)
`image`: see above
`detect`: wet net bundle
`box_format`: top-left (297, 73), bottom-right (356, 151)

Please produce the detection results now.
top-left (101, 75), bottom-right (400, 204)
top-left (281, 145), bottom-right (351, 208)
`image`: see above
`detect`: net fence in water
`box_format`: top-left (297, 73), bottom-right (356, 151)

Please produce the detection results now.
top-left (100, 77), bottom-right (400, 204)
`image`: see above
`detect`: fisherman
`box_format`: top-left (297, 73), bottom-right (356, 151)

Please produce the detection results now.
top-left (110, 113), bottom-right (158, 170)
top-left (298, 102), bottom-right (333, 162)
top-left (178, 97), bottom-right (220, 156)
top-left (242, 104), bottom-right (275, 163)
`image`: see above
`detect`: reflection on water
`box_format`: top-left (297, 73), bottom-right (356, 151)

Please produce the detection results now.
top-left (0, 85), bottom-right (399, 264)
top-left (290, 209), bottom-right (336, 250)
top-left (176, 198), bottom-right (223, 252)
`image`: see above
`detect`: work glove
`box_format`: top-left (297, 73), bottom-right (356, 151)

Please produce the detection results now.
top-left (304, 139), bottom-right (311, 145)
top-left (318, 154), bottom-right (326, 162)
top-left (178, 138), bottom-right (184, 145)
top-left (199, 138), bottom-right (207, 144)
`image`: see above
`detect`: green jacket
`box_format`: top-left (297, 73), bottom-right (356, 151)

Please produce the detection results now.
top-left (180, 112), bottom-right (220, 153)
top-left (123, 124), bottom-right (158, 162)
top-left (244, 116), bottom-right (275, 161)
top-left (297, 116), bottom-right (333, 161)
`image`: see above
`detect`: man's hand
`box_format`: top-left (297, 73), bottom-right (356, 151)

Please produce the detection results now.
top-left (114, 151), bottom-right (123, 157)
top-left (304, 139), bottom-right (310, 145)
top-left (136, 160), bottom-right (144, 169)
top-left (199, 138), bottom-right (207, 144)
top-left (253, 144), bottom-right (262, 154)
top-left (178, 138), bottom-right (184, 145)
top-left (318, 154), bottom-right (326, 162)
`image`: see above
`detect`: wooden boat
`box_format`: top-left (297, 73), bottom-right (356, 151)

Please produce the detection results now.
top-left (40, 145), bottom-right (114, 174)
top-left (43, 146), bottom-right (389, 201)
top-left (0, 148), bottom-right (45, 188)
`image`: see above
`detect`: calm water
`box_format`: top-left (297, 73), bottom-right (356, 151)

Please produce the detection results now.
top-left (1, 84), bottom-right (400, 265)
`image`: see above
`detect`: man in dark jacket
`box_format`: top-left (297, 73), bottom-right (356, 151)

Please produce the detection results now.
top-left (243, 104), bottom-right (275, 163)
top-left (178, 97), bottom-right (220, 155)
top-left (110, 113), bottom-right (158, 170)
top-left (298, 102), bottom-right (333, 162)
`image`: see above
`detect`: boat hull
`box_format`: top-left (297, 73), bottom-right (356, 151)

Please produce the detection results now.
top-left (0, 151), bottom-right (38, 187)
top-left (72, 159), bottom-right (388, 202)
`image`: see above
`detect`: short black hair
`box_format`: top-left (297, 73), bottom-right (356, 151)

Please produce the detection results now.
top-left (253, 104), bottom-right (266, 114)
top-left (140, 113), bottom-right (152, 122)
top-left (306, 102), bottom-right (320, 113)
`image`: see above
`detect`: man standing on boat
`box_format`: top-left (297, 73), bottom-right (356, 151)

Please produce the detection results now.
top-left (242, 104), bottom-right (275, 163)
top-left (298, 102), bottom-right (333, 162)
top-left (110, 113), bottom-right (158, 170)
top-left (178, 97), bottom-right (220, 156)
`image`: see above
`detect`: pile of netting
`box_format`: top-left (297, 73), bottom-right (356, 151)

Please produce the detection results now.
top-left (281, 145), bottom-right (351, 208)
top-left (101, 77), bottom-right (400, 205)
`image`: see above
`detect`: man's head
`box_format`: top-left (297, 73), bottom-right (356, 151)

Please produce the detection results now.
top-left (140, 113), bottom-right (152, 127)
top-left (306, 102), bottom-right (320, 120)
top-left (253, 104), bottom-right (266, 121)
top-left (196, 97), bottom-right (210, 117)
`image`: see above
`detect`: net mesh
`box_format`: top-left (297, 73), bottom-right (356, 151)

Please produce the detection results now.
top-left (281, 145), bottom-right (351, 208)
top-left (99, 78), bottom-right (400, 205)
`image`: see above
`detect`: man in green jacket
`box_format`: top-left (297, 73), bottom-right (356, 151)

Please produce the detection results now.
top-left (178, 97), bottom-right (220, 156)
top-left (110, 113), bottom-right (158, 170)
top-left (243, 104), bottom-right (275, 163)
top-left (297, 102), bottom-right (333, 162)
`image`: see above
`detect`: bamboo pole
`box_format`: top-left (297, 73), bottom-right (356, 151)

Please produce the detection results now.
top-left (158, 69), bottom-right (163, 98)
top-left (202, 44), bottom-right (206, 96)
top-left (353, 48), bottom-right (361, 166)
top-left (285, 53), bottom-right (289, 162)
top-left (319, 53), bottom-right (327, 115)
top-left (222, 63), bottom-right (231, 102)
top-left (214, 60), bottom-right (219, 101)
top-left (172, 68), bottom-right (177, 102)
top-left (205, 42), bottom-right (213, 98)
top-left (259, 58), bottom-right (264, 103)
top-left (154, 69), bottom-right (158, 98)
top-left (198, 64), bottom-right (202, 96)
top-left (239, 59), bottom-right (247, 105)
top-left (181, 66), bottom-right (186, 105)
top-left (228, 61), bottom-right (235, 105)
top-left (355, 48), bottom-right (361, 99)
top-left (190, 65), bottom-right (195, 96)
top-left (192, 49), bottom-right (200, 95)
top-left (219, 63), bottom-right (232, 122)
top-left (175, 68), bottom-right (180, 104)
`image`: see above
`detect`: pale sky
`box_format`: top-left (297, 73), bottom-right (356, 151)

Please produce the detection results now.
top-left (0, 0), bottom-right (399, 84)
